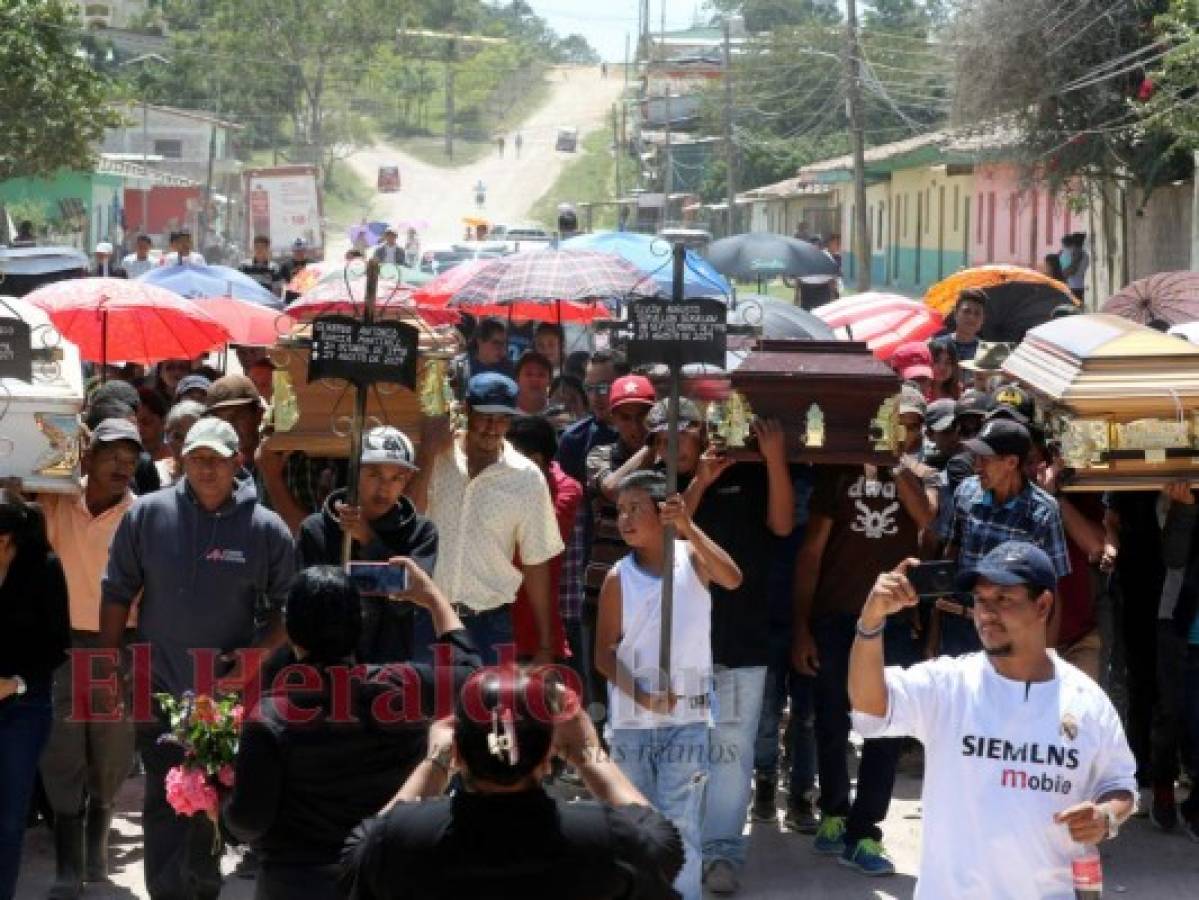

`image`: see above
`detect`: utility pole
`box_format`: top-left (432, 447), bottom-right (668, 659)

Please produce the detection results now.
top-left (663, 92), bottom-right (673, 228)
top-left (141, 99), bottom-right (149, 234)
top-left (613, 104), bottom-right (622, 202)
top-left (723, 17), bottom-right (737, 236)
top-left (845, 0), bottom-right (872, 290)
top-left (445, 38), bottom-right (456, 161)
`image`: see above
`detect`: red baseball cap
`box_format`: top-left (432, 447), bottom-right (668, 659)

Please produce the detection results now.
top-left (891, 342), bottom-right (934, 382)
top-left (609, 374), bottom-right (656, 410)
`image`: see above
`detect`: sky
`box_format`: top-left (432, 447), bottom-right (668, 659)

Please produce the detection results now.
top-left (523, 1), bottom-right (703, 62)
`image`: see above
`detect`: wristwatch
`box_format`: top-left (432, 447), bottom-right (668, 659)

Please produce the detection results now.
top-left (1101, 804), bottom-right (1119, 840)
top-left (12, 675), bottom-right (26, 697)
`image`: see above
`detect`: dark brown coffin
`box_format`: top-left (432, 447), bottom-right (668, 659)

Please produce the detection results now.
top-left (719, 338), bottom-right (903, 464)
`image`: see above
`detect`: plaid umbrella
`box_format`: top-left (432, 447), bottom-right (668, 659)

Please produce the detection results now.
top-left (411, 258), bottom-right (497, 308)
top-left (1102, 271), bottom-right (1199, 326)
top-left (26, 278), bottom-right (229, 365)
top-left (450, 249), bottom-right (657, 309)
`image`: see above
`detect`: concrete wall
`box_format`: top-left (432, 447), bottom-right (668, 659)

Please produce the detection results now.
top-left (103, 107), bottom-right (233, 183)
top-left (0, 170), bottom-right (124, 248)
top-left (968, 163), bottom-right (1084, 269)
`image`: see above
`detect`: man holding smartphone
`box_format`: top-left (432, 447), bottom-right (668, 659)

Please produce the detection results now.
top-left (849, 542), bottom-right (1136, 898)
top-left (298, 426), bottom-right (437, 664)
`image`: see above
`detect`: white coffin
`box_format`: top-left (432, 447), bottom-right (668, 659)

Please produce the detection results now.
top-left (0, 296), bottom-right (83, 493)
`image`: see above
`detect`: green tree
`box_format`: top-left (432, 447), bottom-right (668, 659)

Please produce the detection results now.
top-left (705, 0), bottom-right (841, 30)
top-left (1140, 0), bottom-right (1199, 149)
top-left (0, 0), bottom-right (124, 180)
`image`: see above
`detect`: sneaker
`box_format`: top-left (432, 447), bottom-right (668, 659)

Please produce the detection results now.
top-left (784, 796), bottom-right (820, 834)
top-left (751, 776), bottom-right (777, 823)
top-left (704, 860), bottom-right (740, 894)
top-left (1151, 783), bottom-right (1178, 832)
top-left (813, 815), bottom-right (847, 855)
top-left (840, 838), bottom-right (896, 876)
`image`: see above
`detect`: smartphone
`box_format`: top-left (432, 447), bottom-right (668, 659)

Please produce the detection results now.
top-left (907, 561), bottom-right (958, 599)
top-left (345, 562), bottom-right (408, 597)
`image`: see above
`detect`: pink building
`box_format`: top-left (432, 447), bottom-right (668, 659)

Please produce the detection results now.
top-left (968, 163), bottom-right (1081, 269)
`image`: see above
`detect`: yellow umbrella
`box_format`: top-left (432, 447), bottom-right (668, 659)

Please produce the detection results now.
top-left (925, 264), bottom-right (1075, 316)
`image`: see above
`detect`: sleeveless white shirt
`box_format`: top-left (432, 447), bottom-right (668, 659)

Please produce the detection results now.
top-left (608, 542), bottom-right (713, 729)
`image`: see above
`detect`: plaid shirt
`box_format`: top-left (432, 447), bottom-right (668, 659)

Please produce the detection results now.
top-left (949, 475), bottom-right (1071, 578)
top-left (558, 506), bottom-right (588, 621)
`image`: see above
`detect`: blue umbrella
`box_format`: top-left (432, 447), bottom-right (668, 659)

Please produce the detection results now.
top-left (561, 231), bottom-right (730, 298)
top-left (138, 263), bottom-right (283, 309)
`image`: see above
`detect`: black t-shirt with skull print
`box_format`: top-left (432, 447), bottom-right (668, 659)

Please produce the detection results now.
top-left (809, 465), bottom-right (924, 618)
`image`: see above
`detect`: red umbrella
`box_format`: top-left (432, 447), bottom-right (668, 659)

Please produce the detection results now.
top-left (289, 278), bottom-right (460, 326)
top-left (1102, 271), bottom-right (1199, 326)
top-left (453, 300), bottom-right (611, 324)
top-left (814, 292), bottom-right (943, 361)
top-left (197, 296), bottom-right (294, 346)
top-left (26, 277), bottom-right (229, 365)
top-left (411, 259), bottom-right (495, 308)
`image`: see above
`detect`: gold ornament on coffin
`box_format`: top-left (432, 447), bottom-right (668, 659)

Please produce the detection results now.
top-left (803, 403), bottom-right (825, 449)
top-left (1114, 419), bottom-right (1190, 451)
top-left (870, 395), bottom-right (902, 454)
top-left (707, 390), bottom-right (754, 449)
top-left (34, 413), bottom-right (80, 479)
top-left (1056, 418), bottom-right (1110, 470)
top-left (270, 368), bottom-right (301, 433)
top-left (417, 357), bottom-right (464, 430)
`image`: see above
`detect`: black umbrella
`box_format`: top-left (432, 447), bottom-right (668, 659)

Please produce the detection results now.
top-left (974, 282), bottom-right (1074, 343)
top-left (706, 232), bottom-right (840, 281)
top-left (727, 295), bottom-right (836, 340)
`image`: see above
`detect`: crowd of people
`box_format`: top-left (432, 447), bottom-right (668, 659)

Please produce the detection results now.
top-left (0, 276), bottom-right (1194, 900)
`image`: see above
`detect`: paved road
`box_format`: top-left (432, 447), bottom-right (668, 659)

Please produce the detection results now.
top-left (16, 772), bottom-right (1199, 897)
top-left (334, 64), bottom-right (624, 255)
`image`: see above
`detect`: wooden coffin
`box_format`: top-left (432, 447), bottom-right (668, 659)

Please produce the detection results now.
top-left (1002, 314), bottom-right (1199, 491)
top-left (706, 338), bottom-right (903, 465)
top-left (262, 326), bottom-right (458, 457)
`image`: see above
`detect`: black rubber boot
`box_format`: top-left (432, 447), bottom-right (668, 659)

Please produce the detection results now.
top-left (751, 773), bottom-right (777, 822)
top-left (47, 814), bottom-right (84, 899)
top-left (84, 801), bottom-right (115, 882)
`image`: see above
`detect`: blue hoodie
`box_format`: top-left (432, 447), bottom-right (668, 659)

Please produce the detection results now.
top-left (102, 476), bottom-right (297, 696)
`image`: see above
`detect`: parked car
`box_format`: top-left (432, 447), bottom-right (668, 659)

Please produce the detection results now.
top-left (555, 126), bottom-right (578, 152)
top-left (377, 166), bottom-right (401, 192)
top-left (486, 224), bottom-right (553, 253)
top-left (419, 243), bottom-right (506, 275)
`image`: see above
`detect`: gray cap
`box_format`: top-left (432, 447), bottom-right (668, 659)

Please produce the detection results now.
top-left (898, 385), bottom-right (926, 418)
top-left (175, 374), bottom-right (212, 398)
top-left (647, 398), bottom-right (703, 433)
top-left (361, 426), bottom-right (417, 469)
top-left (91, 417), bottom-right (143, 449)
top-left (183, 418), bottom-right (239, 458)
top-left (925, 399), bottom-right (957, 432)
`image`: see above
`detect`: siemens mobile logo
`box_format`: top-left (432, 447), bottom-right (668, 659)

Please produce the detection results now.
top-left (962, 735), bottom-right (1081, 797)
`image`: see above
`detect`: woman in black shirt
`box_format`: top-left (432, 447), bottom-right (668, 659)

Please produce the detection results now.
top-left (0, 487), bottom-right (70, 900)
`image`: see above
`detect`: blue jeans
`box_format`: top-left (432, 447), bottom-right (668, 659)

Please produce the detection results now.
top-left (0, 684), bottom-right (53, 900)
top-left (610, 723), bottom-right (709, 900)
top-left (812, 614), bottom-right (917, 844)
top-left (755, 626), bottom-right (816, 793)
top-left (702, 666), bottom-right (766, 871)
top-left (411, 606), bottom-right (514, 666)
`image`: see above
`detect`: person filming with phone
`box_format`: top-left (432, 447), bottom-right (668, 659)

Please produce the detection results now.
top-left (849, 542), bottom-right (1136, 899)
top-left (298, 426), bottom-right (437, 664)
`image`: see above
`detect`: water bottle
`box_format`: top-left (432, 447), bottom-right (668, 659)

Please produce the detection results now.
top-left (1071, 846), bottom-right (1102, 899)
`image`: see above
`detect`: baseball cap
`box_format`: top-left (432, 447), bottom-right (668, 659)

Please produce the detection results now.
top-left (987, 382), bottom-right (1035, 424)
top-left (892, 342), bottom-right (933, 382)
top-left (465, 372), bottom-right (519, 415)
top-left (292, 238), bottom-right (307, 250)
top-left (91, 417), bottom-right (143, 450)
top-left (361, 426), bottom-right (417, 468)
top-left (963, 418), bottom-right (1032, 459)
top-left (205, 375), bottom-right (264, 412)
top-left (94, 241), bottom-right (114, 255)
top-left (898, 385), bottom-right (927, 418)
top-left (175, 374), bottom-right (212, 399)
top-left (926, 398), bottom-right (958, 432)
top-left (384, 225), bottom-right (398, 235)
top-left (608, 374), bottom-right (656, 411)
top-left (960, 341), bottom-right (1013, 373)
top-left (647, 397), bottom-right (703, 433)
top-left (182, 417), bottom-right (239, 458)
top-left (955, 390), bottom-right (989, 420)
top-left (958, 540), bottom-right (1057, 594)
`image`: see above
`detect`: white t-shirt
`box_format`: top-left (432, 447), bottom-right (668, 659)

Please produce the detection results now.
top-left (852, 652), bottom-right (1136, 900)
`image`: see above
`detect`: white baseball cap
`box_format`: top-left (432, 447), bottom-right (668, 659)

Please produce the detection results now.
top-left (95, 241), bottom-right (114, 255)
top-left (361, 426), bottom-right (417, 469)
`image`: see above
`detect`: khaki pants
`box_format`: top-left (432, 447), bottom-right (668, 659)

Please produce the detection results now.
top-left (1059, 628), bottom-right (1102, 683)
top-left (38, 631), bottom-right (135, 815)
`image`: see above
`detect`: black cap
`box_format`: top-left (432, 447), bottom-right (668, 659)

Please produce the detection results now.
top-left (955, 391), bottom-right (989, 422)
top-left (958, 541), bottom-right (1057, 593)
top-left (926, 399), bottom-right (958, 432)
top-left (647, 398), bottom-right (703, 433)
top-left (963, 418), bottom-right (1032, 459)
top-left (987, 383), bottom-right (1035, 425)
